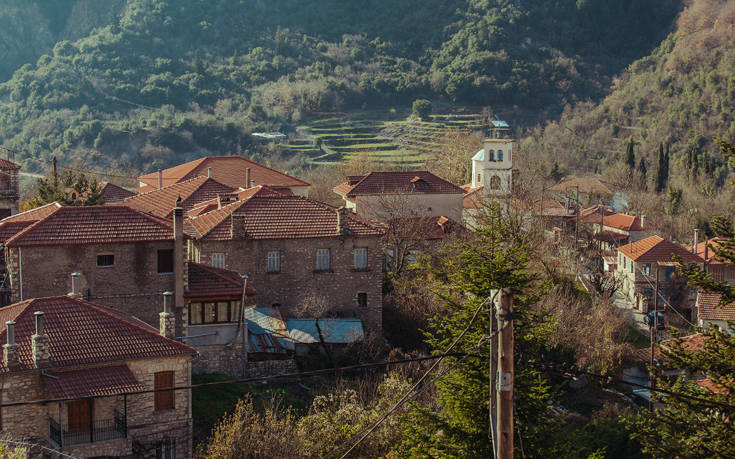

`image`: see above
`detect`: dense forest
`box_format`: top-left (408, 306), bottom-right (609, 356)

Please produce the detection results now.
top-left (0, 0), bottom-right (679, 174)
top-left (520, 0), bottom-right (735, 241)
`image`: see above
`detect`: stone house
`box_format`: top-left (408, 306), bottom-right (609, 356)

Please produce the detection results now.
top-left (137, 155), bottom-right (310, 196)
top-left (0, 159), bottom-right (21, 219)
top-left (615, 236), bottom-right (703, 314)
top-left (100, 182), bottom-right (136, 204)
top-left (695, 291), bottom-right (735, 333)
top-left (333, 171), bottom-right (465, 222)
top-left (0, 295), bottom-right (195, 458)
top-left (3, 205), bottom-right (188, 331)
top-left (186, 186), bottom-right (384, 330)
top-left (124, 175), bottom-right (236, 218)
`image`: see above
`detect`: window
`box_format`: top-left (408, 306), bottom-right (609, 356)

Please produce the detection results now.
top-left (155, 437), bottom-right (176, 459)
top-left (489, 150), bottom-right (495, 161)
top-left (97, 254), bottom-right (114, 268)
top-left (357, 292), bottom-right (367, 308)
top-left (477, 174), bottom-right (481, 183)
top-left (630, 261), bottom-right (634, 274)
top-left (641, 263), bottom-right (651, 276)
top-left (315, 248), bottom-right (331, 271)
top-left (211, 253), bottom-right (225, 268)
top-left (157, 249), bottom-right (174, 274)
top-left (497, 150), bottom-right (504, 161)
top-left (489, 175), bottom-right (501, 190)
top-left (188, 301), bottom-right (240, 325)
top-left (354, 248), bottom-right (368, 270)
top-left (266, 251), bottom-right (281, 273)
top-left (154, 371), bottom-right (175, 411)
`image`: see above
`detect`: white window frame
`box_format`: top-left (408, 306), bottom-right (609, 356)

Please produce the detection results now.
top-left (266, 251), bottom-right (281, 273)
top-left (211, 253), bottom-right (226, 269)
top-left (316, 248), bottom-right (331, 271)
top-left (354, 248), bottom-right (368, 270)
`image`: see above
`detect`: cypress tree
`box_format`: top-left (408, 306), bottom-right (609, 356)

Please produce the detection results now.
top-left (625, 138), bottom-right (635, 169)
top-left (655, 143), bottom-right (665, 192)
top-left (638, 157), bottom-right (647, 190)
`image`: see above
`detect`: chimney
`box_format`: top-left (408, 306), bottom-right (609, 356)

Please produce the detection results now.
top-left (68, 272), bottom-right (81, 297)
top-left (693, 229), bottom-right (700, 253)
top-left (217, 195), bottom-right (224, 209)
top-left (32, 311), bottom-right (50, 368)
top-left (207, 167), bottom-right (212, 178)
top-left (173, 197), bottom-right (184, 315)
top-left (246, 168), bottom-right (251, 189)
top-left (640, 215), bottom-right (646, 229)
top-left (337, 207), bottom-right (350, 236)
top-left (4, 321), bottom-right (18, 368)
top-left (158, 170), bottom-right (163, 189)
top-left (159, 292), bottom-right (176, 339)
top-left (231, 214), bottom-right (247, 239)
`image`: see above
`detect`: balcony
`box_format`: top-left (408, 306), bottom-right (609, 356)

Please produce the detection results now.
top-left (49, 410), bottom-right (127, 447)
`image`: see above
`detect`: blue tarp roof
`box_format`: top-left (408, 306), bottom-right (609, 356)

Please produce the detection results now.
top-left (492, 120), bottom-right (509, 128)
top-left (244, 307), bottom-right (286, 334)
top-left (286, 318), bottom-right (364, 344)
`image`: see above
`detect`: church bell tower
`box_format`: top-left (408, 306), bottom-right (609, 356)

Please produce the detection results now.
top-left (471, 119), bottom-right (513, 197)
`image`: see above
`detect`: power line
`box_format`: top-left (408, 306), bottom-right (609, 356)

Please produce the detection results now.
top-left (326, 291), bottom-right (501, 459)
top-left (0, 439), bottom-right (78, 458)
top-left (0, 353), bottom-right (470, 409)
top-left (637, 265), bottom-right (696, 327)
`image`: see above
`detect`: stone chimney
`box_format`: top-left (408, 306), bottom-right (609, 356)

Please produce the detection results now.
top-left (231, 214), bottom-right (247, 239)
top-left (173, 198), bottom-right (184, 312)
top-left (32, 311), bottom-right (50, 368)
top-left (640, 215), bottom-right (646, 229)
top-left (68, 272), bottom-right (81, 297)
top-left (4, 321), bottom-right (18, 368)
top-left (246, 168), bottom-right (251, 189)
top-left (159, 292), bottom-right (176, 339)
top-left (337, 207), bottom-right (351, 235)
top-left (158, 170), bottom-right (163, 189)
top-left (207, 167), bottom-right (212, 178)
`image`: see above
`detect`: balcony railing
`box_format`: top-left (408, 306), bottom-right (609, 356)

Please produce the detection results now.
top-left (49, 410), bottom-right (127, 446)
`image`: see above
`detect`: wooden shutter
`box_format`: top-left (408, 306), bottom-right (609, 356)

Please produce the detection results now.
top-left (67, 399), bottom-right (91, 432)
top-left (154, 371), bottom-right (175, 411)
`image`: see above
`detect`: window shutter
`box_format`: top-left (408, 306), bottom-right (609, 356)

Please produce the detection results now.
top-left (154, 371), bottom-right (175, 411)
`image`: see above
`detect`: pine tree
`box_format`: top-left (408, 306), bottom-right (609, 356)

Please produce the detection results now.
top-left (655, 143), bottom-right (665, 192)
top-left (625, 138), bottom-right (636, 170)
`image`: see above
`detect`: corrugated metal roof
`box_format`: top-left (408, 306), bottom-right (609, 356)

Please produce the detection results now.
top-left (248, 332), bottom-right (293, 353)
top-left (286, 318), bottom-right (364, 344)
top-left (492, 120), bottom-right (509, 128)
top-left (244, 307), bottom-right (286, 335)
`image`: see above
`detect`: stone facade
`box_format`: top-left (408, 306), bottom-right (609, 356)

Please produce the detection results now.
top-left (185, 322), bottom-right (246, 376)
top-left (191, 234), bottom-right (383, 330)
top-left (0, 162), bottom-right (20, 218)
top-left (0, 356), bottom-right (192, 459)
top-left (347, 193), bottom-right (463, 222)
top-left (247, 359), bottom-right (298, 378)
top-left (6, 240), bottom-right (181, 328)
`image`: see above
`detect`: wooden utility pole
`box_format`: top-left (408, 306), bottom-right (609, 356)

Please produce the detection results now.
top-left (489, 292), bottom-right (498, 459)
top-left (496, 289), bottom-right (514, 459)
top-left (649, 267), bottom-right (660, 412)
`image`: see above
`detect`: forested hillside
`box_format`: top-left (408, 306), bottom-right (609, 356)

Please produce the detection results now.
top-left (520, 0), bottom-right (735, 239)
top-left (0, 0), bottom-right (678, 174)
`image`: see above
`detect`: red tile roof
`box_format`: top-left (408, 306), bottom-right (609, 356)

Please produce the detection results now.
top-left (0, 159), bottom-right (21, 170)
top-left (186, 262), bottom-right (254, 299)
top-left (5, 205), bottom-right (176, 247)
top-left (137, 156), bottom-right (309, 191)
top-left (601, 213), bottom-right (643, 231)
top-left (186, 185), bottom-right (285, 217)
top-left (633, 333), bottom-right (706, 363)
top-left (101, 182), bottom-right (136, 204)
top-left (189, 193), bottom-right (383, 241)
top-left (335, 171), bottom-right (465, 197)
top-left (595, 230), bottom-right (629, 243)
top-left (385, 216), bottom-right (464, 240)
top-left (125, 176), bottom-right (236, 218)
top-left (44, 365), bottom-right (145, 398)
top-left (617, 235), bottom-right (703, 263)
top-left (577, 205), bottom-right (616, 223)
top-left (549, 177), bottom-right (614, 195)
top-left (0, 202), bottom-right (64, 243)
top-left (697, 291), bottom-right (735, 322)
top-left (691, 238), bottom-right (731, 264)
top-left (461, 184), bottom-right (484, 210)
top-left (0, 296), bottom-right (195, 372)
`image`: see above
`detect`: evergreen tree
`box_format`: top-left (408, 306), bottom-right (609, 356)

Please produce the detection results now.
top-left (25, 170), bottom-right (105, 209)
top-left (655, 143), bottom-right (669, 193)
top-left (550, 161), bottom-right (563, 181)
top-left (638, 157), bottom-right (647, 190)
top-left (625, 138), bottom-right (636, 170)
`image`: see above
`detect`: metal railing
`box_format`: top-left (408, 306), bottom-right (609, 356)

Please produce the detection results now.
top-left (48, 410), bottom-right (127, 446)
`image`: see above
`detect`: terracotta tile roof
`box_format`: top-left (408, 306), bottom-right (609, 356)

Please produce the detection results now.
top-left (595, 230), bottom-right (629, 243)
top-left (601, 213), bottom-right (643, 231)
top-left (0, 202), bottom-right (64, 243)
top-left (384, 216), bottom-right (464, 240)
top-left (101, 182), bottom-right (136, 204)
top-left (186, 185), bottom-right (285, 217)
top-left (632, 333), bottom-right (706, 363)
top-left (617, 235), bottom-right (703, 263)
top-left (696, 378), bottom-right (729, 394)
top-left (44, 365), bottom-right (145, 398)
top-left (697, 291), bottom-right (735, 322)
top-left (0, 296), bottom-right (195, 372)
top-left (333, 182), bottom-right (354, 197)
top-left (0, 159), bottom-right (21, 170)
top-left (186, 262), bottom-right (254, 299)
top-left (334, 171), bottom-right (465, 197)
top-left (461, 185), bottom-right (484, 210)
top-left (691, 238), bottom-right (731, 264)
top-left (549, 177), bottom-right (614, 195)
top-left (125, 176), bottom-right (236, 218)
top-left (189, 193), bottom-right (383, 241)
top-left (577, 205), bottom-right (616, 223)
top-left (137, 156), bottom-right (309, 191)
top-left (5, 205), bottom-right (176, 247)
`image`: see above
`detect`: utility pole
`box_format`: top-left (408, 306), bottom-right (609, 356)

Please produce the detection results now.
top-left (496, 289), bottom-right (514, 459)
top-left (489, 291), bottom-right (498, 459)
top-left (649, 267), bottom-right (660, 412)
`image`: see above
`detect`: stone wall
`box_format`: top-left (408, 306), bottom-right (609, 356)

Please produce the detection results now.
top-left (194, 235), bottom-right (383, 330)
top-left (247, 359), bottom-right (298, 378)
